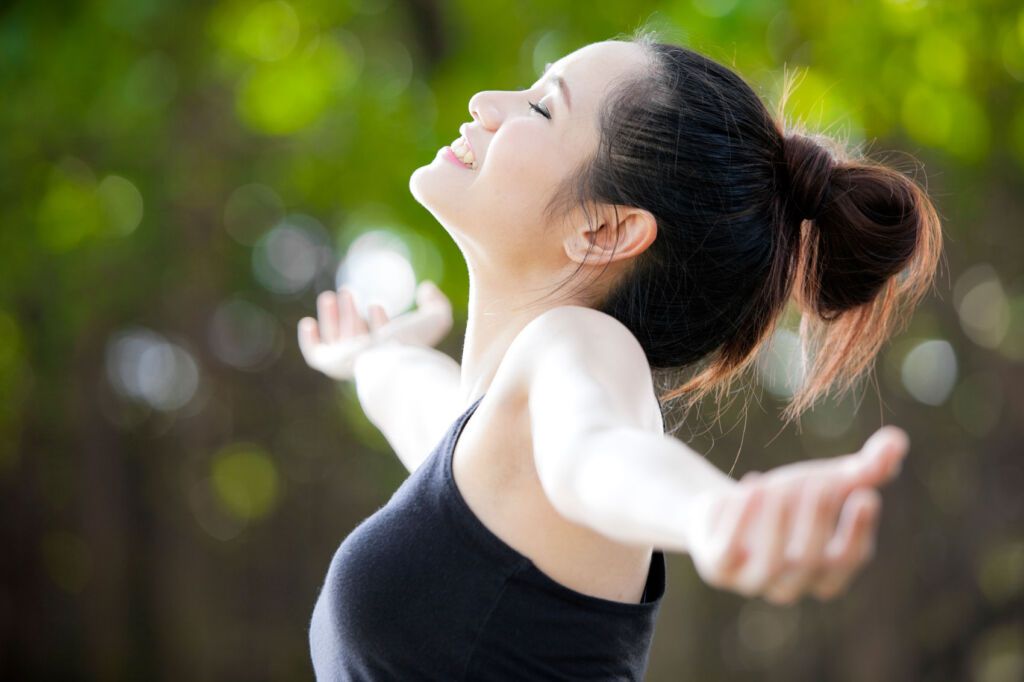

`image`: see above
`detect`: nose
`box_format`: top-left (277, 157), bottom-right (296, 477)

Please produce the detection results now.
top-left (468, 90), bottom-right (503, 131)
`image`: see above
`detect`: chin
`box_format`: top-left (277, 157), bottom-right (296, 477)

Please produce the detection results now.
top-left (409, 161), bottom-right (425, 194)
top-left (410, 155), bottom-right (449, 200)
top-left (409, 166), bottom-right (456, 228)
top-left (409, 164), bottom-right (438, 211)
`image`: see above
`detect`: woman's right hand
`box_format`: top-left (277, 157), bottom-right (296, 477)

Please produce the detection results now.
top-left (682, 426), bottom-right (908, 605)
top-left (297, 279), bottom-right (454, 381)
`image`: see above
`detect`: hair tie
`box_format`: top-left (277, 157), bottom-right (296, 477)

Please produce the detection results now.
top-left (783, 134), bottom-right (834, 222)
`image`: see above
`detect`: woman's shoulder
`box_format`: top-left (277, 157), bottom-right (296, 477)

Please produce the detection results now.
top-left (501, 305), bottom-right (662, 435)
top-left (514, 305), bottom-right (647, 362)
top-left (521, 304), bottom-right (633, 333)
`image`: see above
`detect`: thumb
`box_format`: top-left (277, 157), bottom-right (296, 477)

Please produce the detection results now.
top-left (855, 425), bottom-right (910, 486)
top-left (416, 280), bottom-right (445, 307)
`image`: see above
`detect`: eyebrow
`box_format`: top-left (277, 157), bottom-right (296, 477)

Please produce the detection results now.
top-left (543, 62), bottom-right (572, 113)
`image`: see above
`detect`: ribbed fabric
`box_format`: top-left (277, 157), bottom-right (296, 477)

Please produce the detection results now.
top-left (310, 394), bottom-right (666, 681)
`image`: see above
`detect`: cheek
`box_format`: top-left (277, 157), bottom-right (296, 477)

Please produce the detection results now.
top-left (484, 136), bottom-right (565, 203)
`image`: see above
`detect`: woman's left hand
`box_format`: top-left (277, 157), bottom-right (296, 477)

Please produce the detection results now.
top-left (684, 425), bottom-right (909, 605)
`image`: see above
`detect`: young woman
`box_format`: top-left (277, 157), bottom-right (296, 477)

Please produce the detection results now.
top-left (298, 32), bottom-right (942, 681)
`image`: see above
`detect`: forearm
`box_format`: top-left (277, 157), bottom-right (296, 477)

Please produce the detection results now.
top-left (557, 428), bottom-right (738, 554)
top-left (352, 341), bottom-right (462, 470)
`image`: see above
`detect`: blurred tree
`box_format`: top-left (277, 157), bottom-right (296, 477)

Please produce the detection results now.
top-left (1, 0), bottom-right (1022, 679)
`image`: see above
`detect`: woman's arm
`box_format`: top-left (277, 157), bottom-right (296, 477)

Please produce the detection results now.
top-left (353, 342), bottom-right (462, 473)
top-left (299, 281), bottom-right (463, 473)
top-left (513, 305), bottom-right (906, 604)
top-left (555, 426), bottom-right (733, 553)
top-left (562, 423), bottom-right (903, 604)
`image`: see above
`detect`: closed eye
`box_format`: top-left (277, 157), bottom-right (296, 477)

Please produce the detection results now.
top-left (517, 85), bottom-right (551, 119)
top-left (528, 101), bottom-right (551, 119)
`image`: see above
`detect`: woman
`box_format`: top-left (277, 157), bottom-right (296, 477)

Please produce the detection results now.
top-left (298, 31), bottom-right (942, 681)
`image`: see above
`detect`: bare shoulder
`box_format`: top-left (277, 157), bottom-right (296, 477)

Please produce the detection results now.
top-left (511, 305), bottom-right (648, 370)
top-left (504, 305), bottom-right (664, 435)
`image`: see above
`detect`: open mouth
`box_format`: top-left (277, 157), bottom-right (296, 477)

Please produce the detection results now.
top-left (450, 136), bottom-right (476, 169)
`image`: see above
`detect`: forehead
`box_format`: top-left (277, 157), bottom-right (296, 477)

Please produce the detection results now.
top-left (553, 42), bottom-right (649, 82)
top-left (547, 41), bottom-right (649, 113)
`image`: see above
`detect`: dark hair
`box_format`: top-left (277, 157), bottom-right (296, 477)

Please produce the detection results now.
top-left (544, 31), bottom-right (944, 424)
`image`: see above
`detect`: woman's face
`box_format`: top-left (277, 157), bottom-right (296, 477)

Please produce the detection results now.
top-left (409, 40), bottom-right (650, 282)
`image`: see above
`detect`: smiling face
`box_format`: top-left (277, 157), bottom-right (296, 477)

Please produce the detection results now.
top-left (409, 40), bottom-right (652, 291)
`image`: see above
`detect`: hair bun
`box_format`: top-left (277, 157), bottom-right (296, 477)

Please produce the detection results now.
top-left (783, 134), bottom-right (835, 222)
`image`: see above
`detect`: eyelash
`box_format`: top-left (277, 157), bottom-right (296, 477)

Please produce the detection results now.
top-left (528, 101), bottom-right (551, 119)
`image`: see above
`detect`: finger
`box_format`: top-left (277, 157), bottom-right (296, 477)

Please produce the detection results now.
top-left (763, 563), bottom-right (817, 605)
top-left (338, 287), bottom-right (354, 337)
top-left (811, 489), bottom-right (881, 600)
top-left (415, 280), bottom-right (452, 326)
top-left (764, 427), bottom-right (910, 496)
top-left (297, 317), bottom-right (321, 362)
top-left (734, 484), bottom-right (789, 596)
top-left (708, 485), bottom-right (763, 580)
top-left (803, 480), bottom-right (839, 565)
top-left (751, 457), bottom-right (841, 492)
top-left (400, 308), bottom-right (452, 344)
top-left (784, 481), bottom-right (829, 562)
top-left (827, 489), bottom-right (881, 568)
top-left (341, 287), bottom-right (369, 336)
top-left (740, 471), bottom-right (761, 484)
top-left (849, 426), bottom-right (910, 490)
top-left (764, 481), bottom-right (827, 603)
top-left (416, 280), bottom-right (449, 308)
top-left (317, 291), bottom-right (341, 342)
top-left (415, 280), bottom-right (453, 324)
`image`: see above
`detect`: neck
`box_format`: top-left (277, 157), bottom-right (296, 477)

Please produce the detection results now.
top-left (458, 282), bottom-right (541, 405)
top-left (454, 237), bottom-right (625, 405)
top-left (458, 268), bottom-right (590, 405)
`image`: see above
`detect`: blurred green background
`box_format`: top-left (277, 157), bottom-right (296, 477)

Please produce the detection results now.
top-left (2, 0), bottom-right (1023, 680)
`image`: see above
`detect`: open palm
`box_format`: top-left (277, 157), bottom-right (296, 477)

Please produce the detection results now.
top-left (683, 426), bottom-right (909, 605)
top-left (297, 280), bottom-right (454, 381)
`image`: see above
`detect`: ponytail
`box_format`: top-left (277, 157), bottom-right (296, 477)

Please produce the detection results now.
top-left (546, 36), bottom-right (944, 425)
top-left (780, 135), bottom-right (944, 421)
top-left (660, 126), bottom-right (943, 423)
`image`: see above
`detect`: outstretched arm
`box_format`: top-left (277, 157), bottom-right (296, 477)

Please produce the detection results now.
top-left (353, 342), bottom-right (463, 473)
top-left (298, 281), bottom-right (464, 473)
top-left (513, 305), bottom-right (906, 605)
top-left (560, 423), bottom-right (904, 605)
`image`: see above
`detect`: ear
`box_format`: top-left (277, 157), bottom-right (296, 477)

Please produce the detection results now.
top-left (563, 205), bottom-right (657, 265)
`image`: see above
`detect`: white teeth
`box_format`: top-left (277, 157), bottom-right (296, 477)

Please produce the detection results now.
top-left (451, 137), bottom-right (476, 168)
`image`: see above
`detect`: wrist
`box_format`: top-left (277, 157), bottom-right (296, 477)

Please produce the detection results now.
top-left (352, 339), bottom-right (407, 382)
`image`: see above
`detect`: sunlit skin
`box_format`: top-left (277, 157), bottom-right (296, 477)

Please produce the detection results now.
top-left (409, 40), bottom-right (659, 403)
top-left (298, 40), bottom-right (909, 606)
